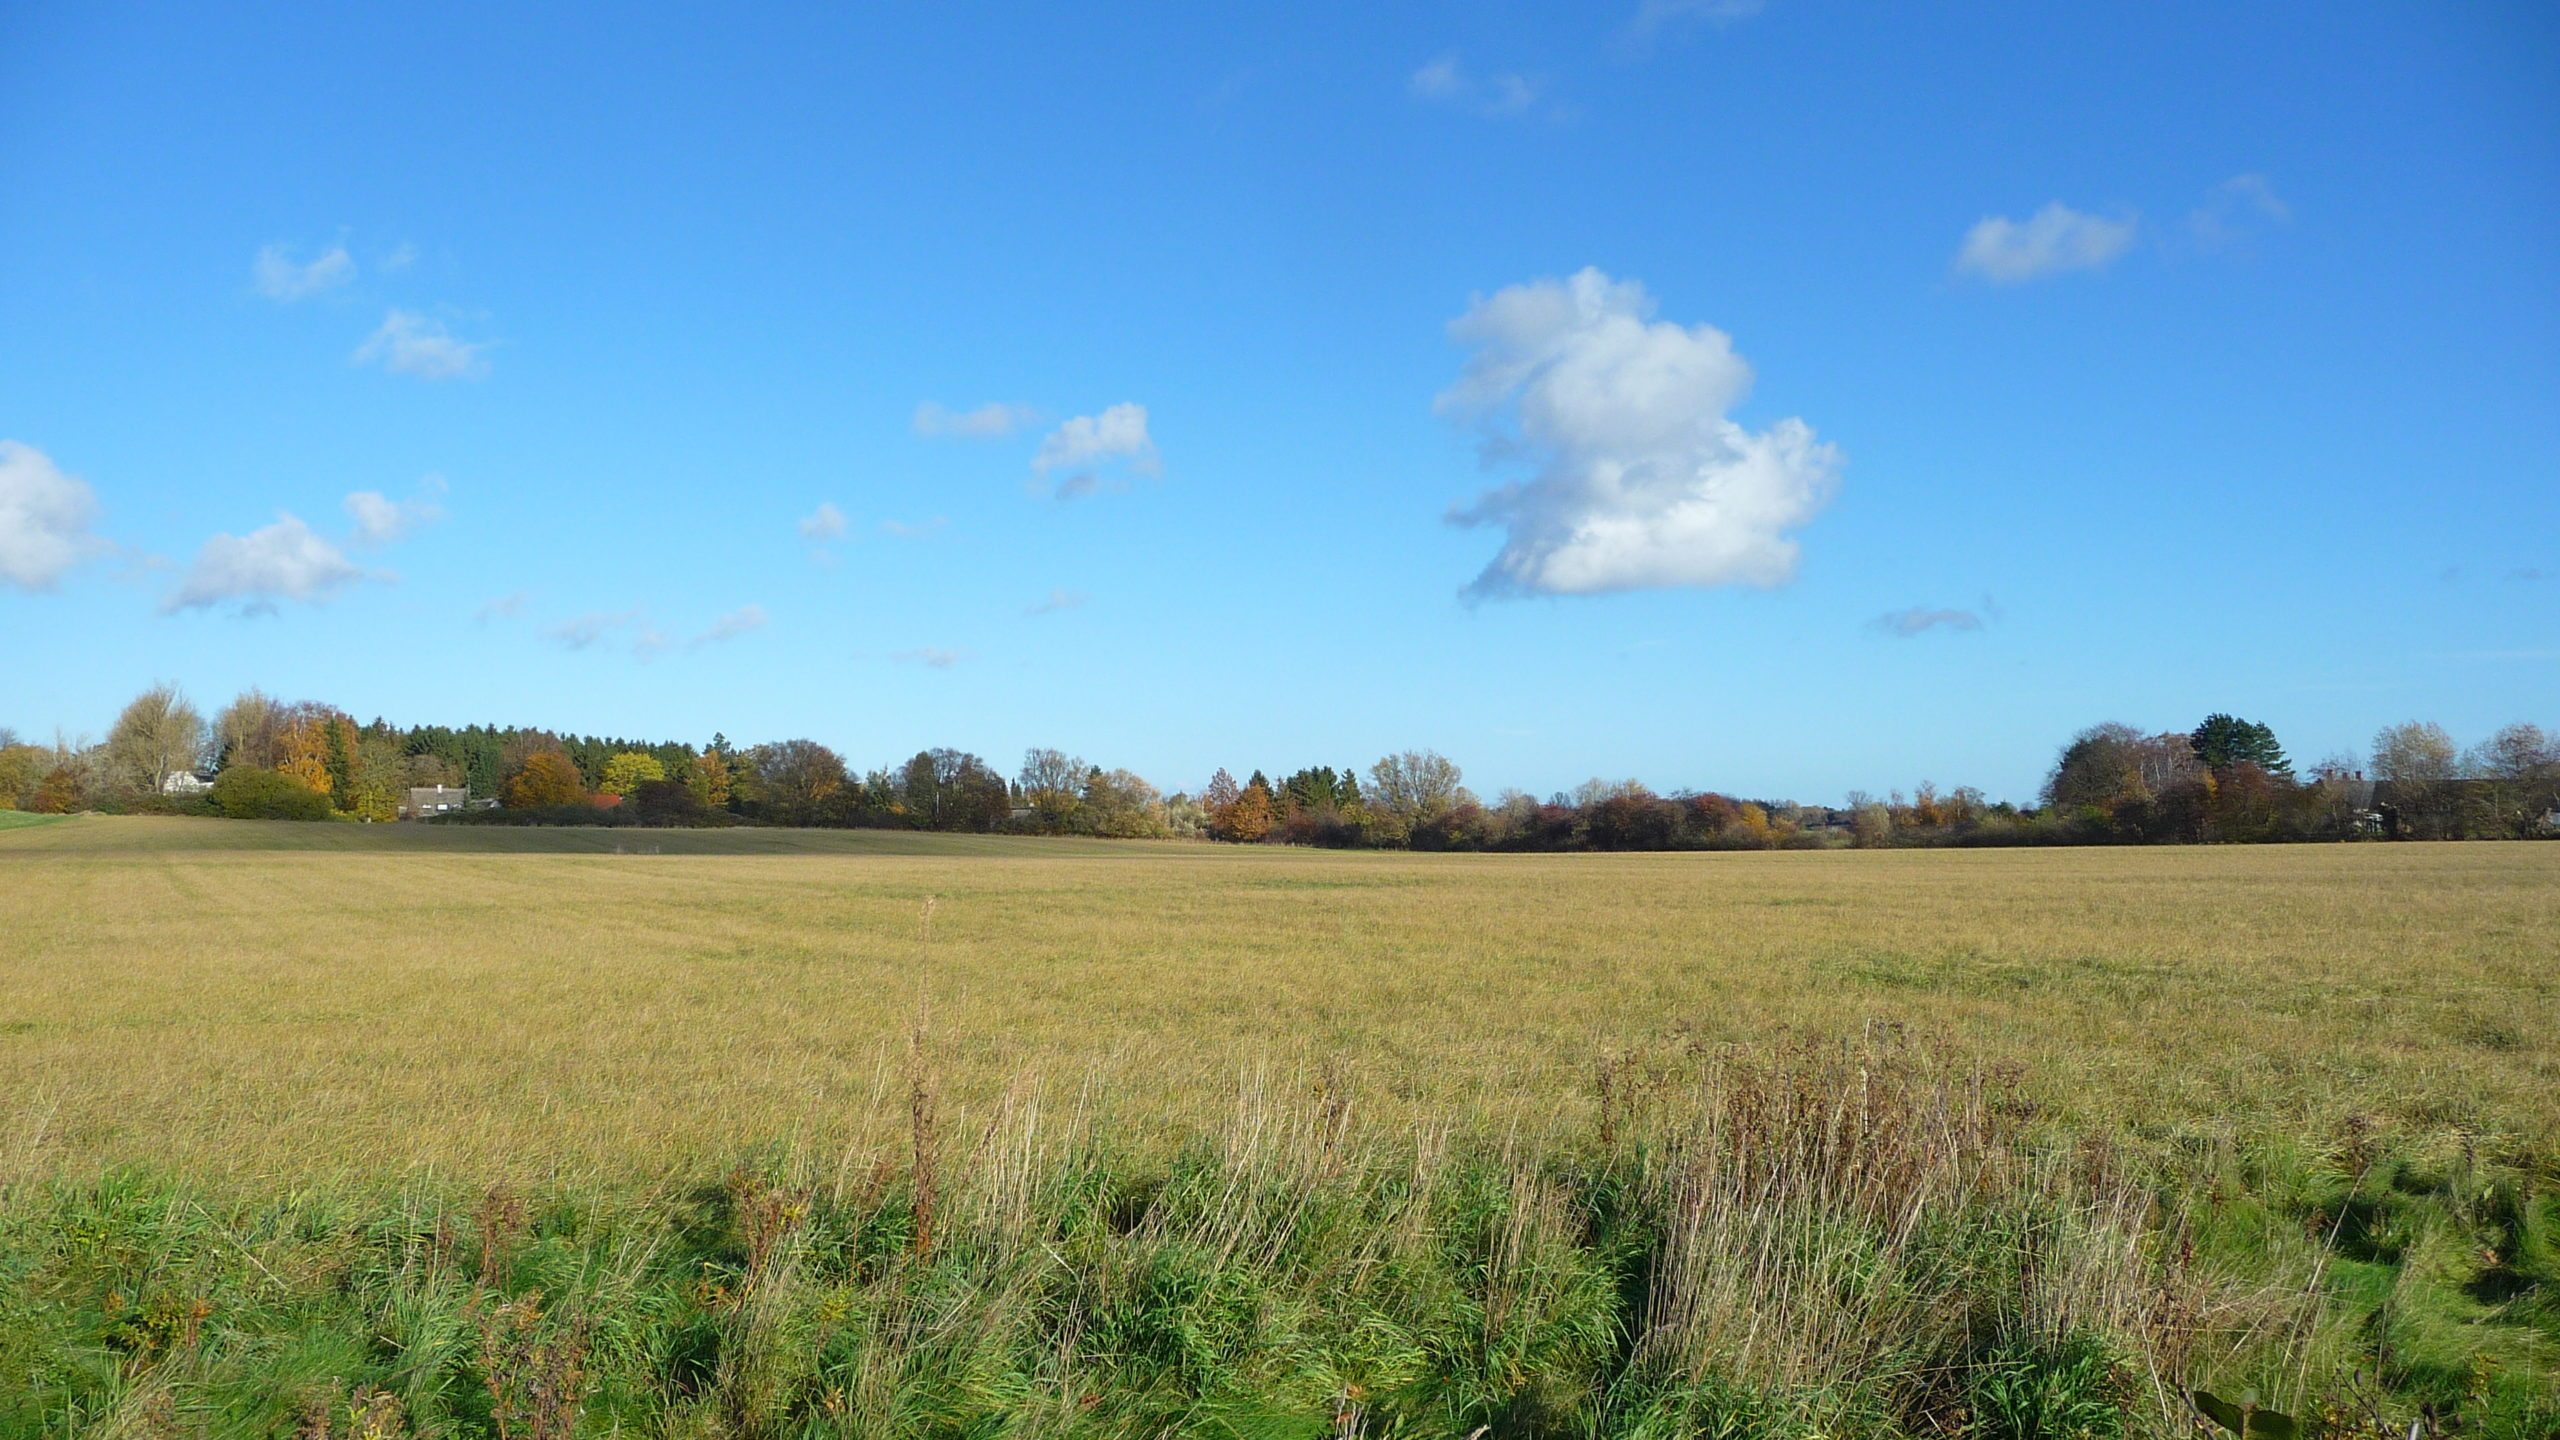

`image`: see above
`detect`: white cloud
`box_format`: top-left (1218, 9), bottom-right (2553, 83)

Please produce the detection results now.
top-left (1872, 606), bottom-right (1983, 637)
top-left (797, 501), bottom-right (848, 541)
top-left (475, 590), bottom-right (530, 622)
top-left (1026, 588), bottom-right (1087, 617)
top-left (164, 514), bottom-right (367, 613)
top-left (380, 243), bottom-right (418, 272)
top-left (557, 603), bottom-right (765, 660)
top-left (1953, 203), bottom-right (2138, 283)
top-left (2188, 173), bottom-right (2291, 248)
top-left (913, 401), bottom-right (1037, 438)
top-left (1439, 267), bottom-right (1839, 599)
top-left (1030, 404), bottom-right (1157, 500)
top-left (1409, 55), bottom-right (1464, 100)
top-left (881, 516), bottom-right (948, 537)
top-left (353, 309), bottom-right (490, 380)
top-left (343, 475), bottom-right (445, 544)
top-left (1628, 0), bottom-right (1765, 39)
top-left (0, 440), bottom-right (104, 591)
top-left (1407, 55), bottom-right (1545, 117)
top-left (894, 646), bottom-right (966, 669)
top-left (253, 243), bottom-right (355, 301)
top-left (545, 608), bottom-right (642, 650)
top-left (694, 604), bottom-right (766, 646)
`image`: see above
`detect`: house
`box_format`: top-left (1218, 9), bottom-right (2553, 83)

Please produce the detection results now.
top-left (403, 784), bottom-right (469, 819)
top-left (161, 769), bottom-right (215, 795)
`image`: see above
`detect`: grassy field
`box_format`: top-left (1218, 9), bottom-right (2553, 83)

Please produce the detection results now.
top-left (3, 815), bottom-right (2552, 1180)
top-left (1, 816), bottom-right (2554, 1437)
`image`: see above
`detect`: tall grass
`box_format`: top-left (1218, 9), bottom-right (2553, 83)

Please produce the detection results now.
top-left (11, 1037), bottom-right (2547, 1439)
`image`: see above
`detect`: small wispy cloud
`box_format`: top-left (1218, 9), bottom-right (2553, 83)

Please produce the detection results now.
top-left (1954, 203), bottom-right (2138, 284)
top-left (894, 646), bottom-right (967, 670)
top-left (881, 516), bottom-right (948, 538)
top-left (475, 590), bottom-right (530, 622)
top-left (545, 608), bottom-right (642, 650)
top-left (1047, 473), bottom-right (1118, 503)
top-left (342, 474), bottom-right (446, 544)
top-left (353, 309), bottom-right (490, 380)
top-left (2187, 173), bottom-right (2290, 249)
top-left (694, 604), bottom-right (767, 646)
top-left (1625, 0), bottom-right (1765, 42)
top-left (797, 501), bottom-right (848, 541)
top-left (253, 242), bottom-right (355, 301)
top-left (1408, 55), bottom-right (1547, 118)
top-left (164, 514), bottom-right (373, 615)
top-left (567, 603), bottom-right (766, 661)
top-left (1871, 606), bottom-right (1985, 638)
top-left (1026, 588), bottom-right (1088, 617)
top-left (2510, 567), bottom-right (2549, 582)
top-left (913, 401), bottom-right (1038, 438)
top-left (379, 243), bottom-right (418, 272)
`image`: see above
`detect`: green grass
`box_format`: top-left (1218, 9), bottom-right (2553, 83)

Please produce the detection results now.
top-left (1, 817), bottom-right (2554, 1435)
top-left (0, 809), bottom-right (66, 832)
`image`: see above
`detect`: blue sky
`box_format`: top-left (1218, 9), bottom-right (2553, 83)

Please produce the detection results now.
top-left (4, 1), bottom-right (2555, 803)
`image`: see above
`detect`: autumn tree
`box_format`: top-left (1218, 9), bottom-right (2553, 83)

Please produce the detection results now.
top-left (0, 743), bottom-right (49, 809)
top-left (501, 750), bottom-right (586, 808)
top-left (31, 767), bottom-right (81, 813)
top-left (105, 683), bottom-right (207, 795)
top-left (752, 739), bottom-right (847, 824)
top-left (1224, 773), bottom-right (1277, 842)
top-left (1202, 768), bottom-right (1242, 835)
top-left (598, 751), bottom-right (668, 797)
top-left (277, 712), bottom-right (338, 798)
top-left (2043, 724), bottom-right (2147, 816)
top-left (686, 746), bottom-right (732, 809)
top-left (1081, 768), bottom-right (1166, 838)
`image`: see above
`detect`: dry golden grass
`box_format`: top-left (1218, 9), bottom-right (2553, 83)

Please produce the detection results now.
top-left (1, 815), bottom-right (2553, 1184)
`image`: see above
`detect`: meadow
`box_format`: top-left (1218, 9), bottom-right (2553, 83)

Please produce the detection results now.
top-left (1, 817), bottom-right (2554, 1437)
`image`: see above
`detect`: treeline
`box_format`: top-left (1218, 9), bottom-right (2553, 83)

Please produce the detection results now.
top-left (4, 688), bottom-right (2554, 848)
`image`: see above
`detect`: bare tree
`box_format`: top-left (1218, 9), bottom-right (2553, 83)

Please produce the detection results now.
top-left (106, 684), bottom-right (207, 795)
top-left (214, 688), bottom-right (284, 770)
top-left (2466, 723), bottom-right (2557, 783)
top-left (2370, 721), bottom-right (2456, 783)
top-left (2371, 720), bottom-right (2461, 838)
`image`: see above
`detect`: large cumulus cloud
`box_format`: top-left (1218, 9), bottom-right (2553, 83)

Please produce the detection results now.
top-left (1440, 268), bottom-right (1839, 599)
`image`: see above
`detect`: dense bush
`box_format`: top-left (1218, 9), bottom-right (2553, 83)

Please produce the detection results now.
top-left (630, 778), bottom-right (711, 827)
top-left (209, 766), bottom-right (332, 821)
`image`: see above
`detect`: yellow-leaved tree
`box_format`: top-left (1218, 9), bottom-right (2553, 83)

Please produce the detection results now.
top-left (277, 716), bottom-right (334, 797)
top-left (599, 751), bottom-right (667, 797)
top-left (686, 748), bottom-right (731, 809)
